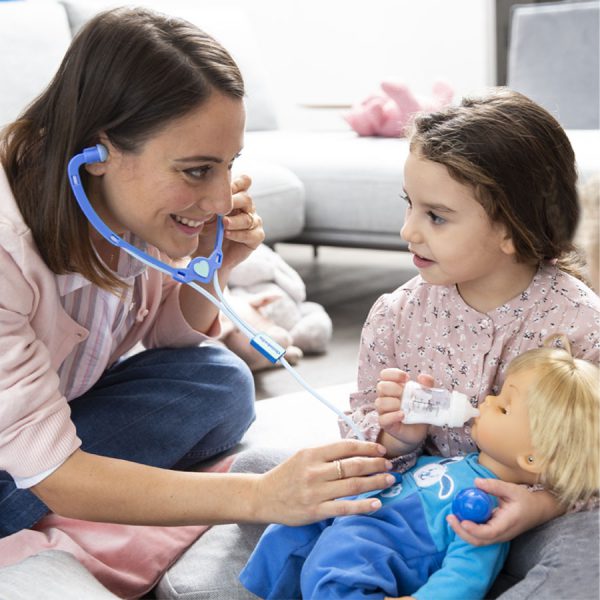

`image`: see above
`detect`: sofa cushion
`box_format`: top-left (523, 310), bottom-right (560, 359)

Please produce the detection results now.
top-left (244, 131), bottom-right (409, 248)
top-left (565, 130), bottom-right (600, 184)
top-left (508, 0), bottom-right (600, 129)
top-left (234, 158), bottom-right (305, 244)
top-left (0, 1), bottom-right (72, 126)
top-left (237, 382), bottom-right (353, 452)
top-left (60, 0), bottom-right (279, 132)
top-left (0, 550), bottom-right (118, 600)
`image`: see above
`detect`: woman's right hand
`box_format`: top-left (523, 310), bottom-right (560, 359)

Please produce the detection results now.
top-left (254, 440), bottom-right (395, 526)
top-left (375, 368), bottom-right (432, 451)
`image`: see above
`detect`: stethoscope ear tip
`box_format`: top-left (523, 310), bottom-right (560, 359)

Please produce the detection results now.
top-left (96, 144), bottom-right (108, 162)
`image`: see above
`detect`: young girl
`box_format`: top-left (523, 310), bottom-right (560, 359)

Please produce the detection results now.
top-left (240, 339), bottom-right (599, 599)
top-left (341, 89), bottom-right (599, 597)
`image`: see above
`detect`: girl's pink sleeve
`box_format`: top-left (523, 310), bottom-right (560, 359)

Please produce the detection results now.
top-left (339, 293), bottom-right (397, 442)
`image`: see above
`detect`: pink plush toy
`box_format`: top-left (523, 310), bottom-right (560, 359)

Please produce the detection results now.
top-left (344, 81), bottom-right (454, 137)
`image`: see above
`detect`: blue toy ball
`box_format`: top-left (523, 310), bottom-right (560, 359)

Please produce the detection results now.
top-left (452, 488), bottom-right (494, 524)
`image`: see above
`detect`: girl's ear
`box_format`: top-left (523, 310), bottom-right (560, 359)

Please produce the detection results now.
top-left (499, 232), bottom-right (516, 256)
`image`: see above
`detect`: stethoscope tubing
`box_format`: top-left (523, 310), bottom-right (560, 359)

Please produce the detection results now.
top-left (68, 146), bottom-right (365, 440)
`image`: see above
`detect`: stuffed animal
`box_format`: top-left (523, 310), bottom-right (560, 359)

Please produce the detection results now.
top-left (344, 80), bottom-right (454, 137)
top-left (220, 244), bottom-right (333, 371)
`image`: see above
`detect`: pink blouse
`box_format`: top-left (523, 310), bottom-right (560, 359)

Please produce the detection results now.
top-left (341, 264), bottom-right (600, 475)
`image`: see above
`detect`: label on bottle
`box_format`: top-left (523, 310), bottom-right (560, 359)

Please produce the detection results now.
top-left (402, 383), bottom-right (451, 421)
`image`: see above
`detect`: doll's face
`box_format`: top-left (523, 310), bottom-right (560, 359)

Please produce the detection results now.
top-left (471, 368), bottom-right (537, 471)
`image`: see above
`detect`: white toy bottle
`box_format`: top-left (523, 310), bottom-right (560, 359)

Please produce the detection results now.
top-left (401, 381), bottom-right (479, 427)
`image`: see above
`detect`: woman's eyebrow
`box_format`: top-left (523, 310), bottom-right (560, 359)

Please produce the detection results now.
top-left (174, 155), bottom-right (223, 163)
top-left (174, 151), bottom-right (242, 164)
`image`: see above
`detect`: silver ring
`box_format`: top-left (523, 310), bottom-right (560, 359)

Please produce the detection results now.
top-left (335, 459), bottom-right (345, 480)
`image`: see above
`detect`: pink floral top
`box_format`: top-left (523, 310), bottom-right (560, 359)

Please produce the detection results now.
top-left (341, 264), bottom-right (600, 476)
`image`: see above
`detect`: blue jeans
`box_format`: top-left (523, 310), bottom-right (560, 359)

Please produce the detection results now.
top-left (0, 344), bottom-right (255, 538)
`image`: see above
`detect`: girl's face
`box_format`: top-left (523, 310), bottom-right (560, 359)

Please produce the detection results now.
top-left (401, 150), bottom-right (525, 311)
top-left (87, 91), bottom-right (245, 260)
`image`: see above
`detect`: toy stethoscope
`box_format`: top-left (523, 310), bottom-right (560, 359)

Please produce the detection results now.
top-left (68, 144), bottom-right (364, 440)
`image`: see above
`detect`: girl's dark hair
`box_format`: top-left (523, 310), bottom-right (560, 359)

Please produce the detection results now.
top-left (1, 7), bottom-right (244, 290)
top-left (409, 88), bottom-right (585, 280)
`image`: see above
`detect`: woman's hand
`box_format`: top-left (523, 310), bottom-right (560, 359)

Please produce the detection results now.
top-left (446, 478), bottom-right (565, 545)
top-left (375, 368), bottom-right (432, 454)
top-left (193, 174), bottom-right (264, 272)
top-left (215, 175), bottom-right (265, 270)
top-left (253, 440), bottom-right (396, 526)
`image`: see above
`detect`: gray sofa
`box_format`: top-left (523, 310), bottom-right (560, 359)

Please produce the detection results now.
top-left (1, 0), bottom-right (598, 252)
top-left (0, 2), bottom-right (598, 597)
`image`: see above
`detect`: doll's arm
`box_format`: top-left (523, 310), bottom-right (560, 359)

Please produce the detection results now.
top-left (446, 478), bottom-right (564, 545)
top-left (411, 533), bottom-right (509, 599)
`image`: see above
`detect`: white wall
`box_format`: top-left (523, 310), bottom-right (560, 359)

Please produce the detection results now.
top-left (17, 0), bottom-right (497, 131)
top-left (226, 0), bottom-right (497, 129)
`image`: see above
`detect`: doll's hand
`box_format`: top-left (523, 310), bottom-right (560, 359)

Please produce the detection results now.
top-left (375, 368), bottom-right (433, 452)
top-left (446, 478), bottom-right (564, 545)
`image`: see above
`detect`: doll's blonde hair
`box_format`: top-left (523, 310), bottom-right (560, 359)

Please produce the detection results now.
top-left (507, 335), bottom-right (599, 507)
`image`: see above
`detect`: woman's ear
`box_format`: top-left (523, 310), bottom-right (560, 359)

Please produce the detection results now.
top-left (84, 134), bottom-right (112, 176)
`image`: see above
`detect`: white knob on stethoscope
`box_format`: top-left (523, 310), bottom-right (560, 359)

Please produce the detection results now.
top-left (82, 144), bottom-right (108, 164)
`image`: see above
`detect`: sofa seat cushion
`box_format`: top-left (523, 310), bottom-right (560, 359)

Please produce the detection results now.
top-left (244, 131), bottom-right (409, 248)
top-left (238, 381), bottom-right (353, 452)
top-left (565, 130), bottom-right (600, 183)
top-left (234, 158), bottom-right (305, 244)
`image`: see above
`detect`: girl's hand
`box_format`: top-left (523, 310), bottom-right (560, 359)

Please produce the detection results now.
top-left (254, 440), bottom-right (396, 526)
top-left (375, 368), bottom-right (433, 450)
top-left (194, 174), bottom-right (264, 271)
top-left (446, 478), bottom-right (564, 545)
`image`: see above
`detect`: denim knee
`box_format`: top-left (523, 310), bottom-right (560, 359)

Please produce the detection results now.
top-left (72, 343), bottom-right (256, 470)
top-left (170, 344), bottom-right (256, 465)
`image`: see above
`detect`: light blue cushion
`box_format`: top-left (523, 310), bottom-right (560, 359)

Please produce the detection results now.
top-left (508, 1), bottom-right (600, 129)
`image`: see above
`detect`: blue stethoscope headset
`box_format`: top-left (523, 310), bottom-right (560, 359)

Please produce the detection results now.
top-left (68, 144), bottom-right (364, 440)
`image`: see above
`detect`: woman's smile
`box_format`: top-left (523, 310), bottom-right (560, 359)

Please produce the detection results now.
top-left (170, 213), bottom-right (208, 236)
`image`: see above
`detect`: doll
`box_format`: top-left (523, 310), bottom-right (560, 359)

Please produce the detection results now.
top-left (220, 244), bottom-right (332, 371)
top-left (240, 335), bottom-right (599, 599)
top-left (344, 81), bottom-right (454, 137)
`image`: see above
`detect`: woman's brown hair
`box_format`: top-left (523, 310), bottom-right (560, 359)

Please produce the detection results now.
top-left (409, 88), bottom-right (585, 280)
top-left (0, 7), bottom-right (244, 290)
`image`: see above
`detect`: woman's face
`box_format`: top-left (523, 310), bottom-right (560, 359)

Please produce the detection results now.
top-left (88, 91), bottom-right (245, 260)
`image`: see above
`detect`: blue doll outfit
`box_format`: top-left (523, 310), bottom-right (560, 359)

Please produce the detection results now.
top-left (240, 453), bottom-right (509, 600)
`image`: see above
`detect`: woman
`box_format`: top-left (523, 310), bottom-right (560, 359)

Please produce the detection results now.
top-left (0, 7), bottom-right (393, 596)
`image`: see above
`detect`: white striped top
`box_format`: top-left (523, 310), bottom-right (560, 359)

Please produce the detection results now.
top-left (56, 237), bottom-right (147, 402)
